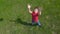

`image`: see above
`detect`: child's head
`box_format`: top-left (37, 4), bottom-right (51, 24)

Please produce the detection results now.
top-left (33, 7), bottom-right (40, 13)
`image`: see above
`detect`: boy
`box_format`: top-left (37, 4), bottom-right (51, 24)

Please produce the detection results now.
top-left (27, 4), bottom-right (42, 26)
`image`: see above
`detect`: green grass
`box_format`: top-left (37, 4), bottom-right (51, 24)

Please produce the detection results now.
top-left (0, 0), bottom-right (60, 34)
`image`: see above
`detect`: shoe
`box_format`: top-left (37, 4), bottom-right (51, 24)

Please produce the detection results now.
top-left (39, 24), bottom-right (42, 27)
top-left (32, 24), bottom-right (34, 26)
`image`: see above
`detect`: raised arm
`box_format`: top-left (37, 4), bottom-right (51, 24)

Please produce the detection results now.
top-left (27, 4), bottom-right (32, 14)
top-left (40, 11), bottom-right (41, 15)
top-left (39, 7), bottom-right (42, 15)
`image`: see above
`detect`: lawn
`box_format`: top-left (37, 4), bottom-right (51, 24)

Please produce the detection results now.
top-left (0, 0), bottom-right (60, 34)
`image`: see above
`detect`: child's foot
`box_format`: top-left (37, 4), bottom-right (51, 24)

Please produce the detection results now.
top-left (32, 24), bottom-right (34, 26)
top-left (39, 25), bottom-right (42, 27)
top-left (38, 24), bottom-right (42, 27)
top-left (32, 23), bottom-right (35, 26)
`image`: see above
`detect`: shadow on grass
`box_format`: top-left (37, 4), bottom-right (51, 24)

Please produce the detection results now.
top-left (0, 18), bottom-right (3, 21)
top-left (10, 18), bottom-right (37, 26)
top-left (16, 18), bottom-right (32, 26)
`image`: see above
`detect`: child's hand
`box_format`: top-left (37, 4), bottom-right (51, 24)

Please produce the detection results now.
top-left (27, 4), bottom-right (31, 9)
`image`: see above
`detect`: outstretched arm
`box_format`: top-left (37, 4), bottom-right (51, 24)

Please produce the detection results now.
top-left (27, 4), bottom-right (32, 14)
